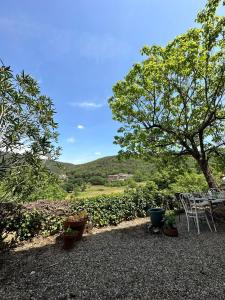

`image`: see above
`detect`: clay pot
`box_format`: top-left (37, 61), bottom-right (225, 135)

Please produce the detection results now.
top-left (63, 231), bottom-right (79, 249)
top-left (163, 226), bottom-right (178, 237)
top-left (64, 217), bottom-right (88, 241)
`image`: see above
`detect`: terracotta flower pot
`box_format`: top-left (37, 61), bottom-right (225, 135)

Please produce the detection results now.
top-left (163, 226), bottom-right (178, 237)
top-left (63, 231), bottom-right (79, 249)
top-left (64, 216), bottom-right (88, 241)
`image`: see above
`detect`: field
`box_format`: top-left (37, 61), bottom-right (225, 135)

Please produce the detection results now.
top-left (66, 185), bottom-right (125, 199)
top-left (66, 182), bottom-right (147, 199)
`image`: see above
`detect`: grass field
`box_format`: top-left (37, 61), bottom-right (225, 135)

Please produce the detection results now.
top-left (66, 185), bottom-right (125, 200)
top-left (65, 182), bottom-right (147, 200)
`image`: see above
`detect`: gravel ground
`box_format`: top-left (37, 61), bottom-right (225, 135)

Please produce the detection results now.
top-left (1, 215), bottom-right (225, 300)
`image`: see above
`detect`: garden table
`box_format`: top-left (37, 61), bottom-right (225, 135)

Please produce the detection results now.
top-left (194, 196), bottom-right (225, 232)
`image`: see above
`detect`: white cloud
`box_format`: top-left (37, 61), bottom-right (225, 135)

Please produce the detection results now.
top-left (69, 102), bottom-right (103, 109)
top-left (77, 124), bottom-right (85, 129)
top-left (95, 152), bottom-right (102, 156)
top-left (67, 137), bottom-right (76, 144)
top-left (11, 145), bottom-right (30, 154)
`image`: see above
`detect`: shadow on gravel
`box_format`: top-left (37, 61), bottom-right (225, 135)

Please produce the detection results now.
top-left (1, 216), bottom-right (225, 300)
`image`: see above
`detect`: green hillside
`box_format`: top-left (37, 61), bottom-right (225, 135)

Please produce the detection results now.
top-left (69, 156), bottom-right (155, 177)
top-left (47, 155), bottom-right (197, 179)
top-left (45, 160), bottom-right (75, 175)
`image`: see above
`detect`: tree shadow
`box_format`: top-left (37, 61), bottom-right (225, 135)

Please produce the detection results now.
top-left (1, 216), bottom-right (225, 299)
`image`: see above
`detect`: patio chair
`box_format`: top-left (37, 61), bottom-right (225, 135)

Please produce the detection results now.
top-left (179, 193), bottom-right (212, 234)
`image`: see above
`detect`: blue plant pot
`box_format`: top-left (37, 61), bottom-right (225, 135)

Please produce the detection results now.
top-left (148, 208), bottom-right (165, 227)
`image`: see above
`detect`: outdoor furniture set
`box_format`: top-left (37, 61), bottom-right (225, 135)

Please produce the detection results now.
top-left (179, 189), bottom-right (225, 234)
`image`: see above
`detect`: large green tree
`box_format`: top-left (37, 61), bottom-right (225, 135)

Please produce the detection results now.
top-left (109, 0), bottom-right (225, 188)
top-left (0, 65), bottom-right (60, 200)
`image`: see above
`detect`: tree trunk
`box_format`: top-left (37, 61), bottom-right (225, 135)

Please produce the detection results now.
top-left (197, 158), bottom-right (217, 189)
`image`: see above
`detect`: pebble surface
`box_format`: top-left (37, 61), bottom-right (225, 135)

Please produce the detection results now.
top-left (1, 216), bottom-right (225, 300)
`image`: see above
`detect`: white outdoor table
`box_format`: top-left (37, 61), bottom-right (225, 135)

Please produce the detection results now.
top-left (190, 196), bottom-right (225, 232)
top-left (202, 197), bottom-right (225, 231)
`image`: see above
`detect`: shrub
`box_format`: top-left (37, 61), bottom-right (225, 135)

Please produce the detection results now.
top-left (27, 183), bottom-right (67, 201)
top-left (105, 180), bottom-right (127, 187)
top-left (15, 211), bottom-right (43, 240)
top-left (0, 203), bottom-right (22, 250)
top-left (126, 179), bottom-right (137, 188)
top-left (69, 188), bottom-right (157, 227)
top-left (89, 176), bottom-right (106, 185)
top-left (169, 172), bottom-right (208, 193)
top-left (0, 185), bottom-right (181, 250)
top-left (0, 203), bottom-right (64, 250)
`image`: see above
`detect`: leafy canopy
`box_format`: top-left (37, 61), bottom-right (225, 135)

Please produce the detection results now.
top-left (0, 65), bottom-right (60, 200)
top-left (109, 0), bottom-right (225, 162)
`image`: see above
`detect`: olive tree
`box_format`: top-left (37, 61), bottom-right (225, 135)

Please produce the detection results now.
top-left (0, 65), bottom-right (60, 200)
top-left (109, 0), bottom-right (225, 188)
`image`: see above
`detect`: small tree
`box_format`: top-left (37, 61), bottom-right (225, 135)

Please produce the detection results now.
top-left (109, 0), bottom-right (225, 188)
top-left (0, 65), bottom-right (60, 200)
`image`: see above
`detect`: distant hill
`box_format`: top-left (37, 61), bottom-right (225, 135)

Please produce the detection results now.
top-left (45, 160), bottom-right (76, 175)
top-left (46, 155), bottom-right (156, 178)
top-left (68, 156), bottom-right (155, 177)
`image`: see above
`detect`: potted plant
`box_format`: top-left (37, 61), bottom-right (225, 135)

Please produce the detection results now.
top-left (163, 210), bottom-right (178, 237)
top-left (63, 227), bottom-right (79, 249)
top-left (147, 208), bottom-right (165, 228)
top-left (64, 211), bottom-right (88, 241)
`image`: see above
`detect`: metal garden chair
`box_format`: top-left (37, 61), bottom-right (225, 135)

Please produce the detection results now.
top-left (179, 193), bottom-right (212, 234)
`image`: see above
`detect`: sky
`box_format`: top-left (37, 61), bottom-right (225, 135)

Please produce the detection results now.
top-left (0, 0), bottom-right (210, 164)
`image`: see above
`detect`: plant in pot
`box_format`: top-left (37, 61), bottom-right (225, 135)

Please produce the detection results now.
top-left (63, 227), bottom-right (79, 249)
top-left (147, 208), bottom-right (165, 227)
top-left (64, 211), bottom-right (88, 241)
top-left (163, 210), bottom-right (178, 237)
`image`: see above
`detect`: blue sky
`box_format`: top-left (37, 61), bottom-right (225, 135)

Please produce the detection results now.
top-left (0, 0), bottom-right (209, 164)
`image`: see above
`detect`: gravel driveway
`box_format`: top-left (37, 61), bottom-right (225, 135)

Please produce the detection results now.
top-left (1, 216), bottom-right (225, 300)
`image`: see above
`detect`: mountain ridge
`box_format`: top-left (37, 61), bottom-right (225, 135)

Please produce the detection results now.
top-left (46, 155), bottom-right (155, 177)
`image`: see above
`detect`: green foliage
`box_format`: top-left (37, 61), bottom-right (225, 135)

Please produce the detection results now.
top-left (15, 211), bottom-right (43, 240)
top-left (109, 0), bottom-right (225, 187)
top-left (126, 179), bottom-right (138, 188)
top-left (0, 65), bottom-right (59, 201)
top-left (1, 165), bottom-right (66, 202)
top-left (0, 204), bottom-right (40, 248)
top-left (28, 182), bottom-right (67, 201)
top-left (89, 176), bottom-right (106, 185)
top-left (41, 215), bottom-right (63, 236)
top-left (0, 204), bottom-right (64, 250)
top-left (105, 180), bottom-right (128, 187)
top-left (64, 227), bottom-right (77, 235)
top-left (45, 160), bottom-right (75, 175)
top-left (1, 190), bottom-right (152, 248)
top-left (69, 183), bottom-right (172, 227)
top-left (0, 181), bottom-right (185, 249)
top-left (133, 171), bottom-right (149, 182)
top-left (164, 210), bottom-right (176, 227)
top-left (0, 203), bottom-right (21, 249)
top-left (63, 181), bottom-right (76, 193)
top-left (64, 155), bottom-right (155, 189)
top-left (145, 180), bottom-right (158, 191)
top-left (169, 172), bottom-right (208, 193)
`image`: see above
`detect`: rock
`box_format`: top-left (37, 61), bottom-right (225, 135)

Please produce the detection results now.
top-left (30, 271), bottom-right (36, 275)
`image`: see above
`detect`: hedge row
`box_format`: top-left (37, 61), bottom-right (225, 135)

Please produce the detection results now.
top-left (71, 192), bottom-right (152, 227)
top-left (0, 186), bottom-right (178, 250)
top-left (0, 203), bottom-right (64, 249)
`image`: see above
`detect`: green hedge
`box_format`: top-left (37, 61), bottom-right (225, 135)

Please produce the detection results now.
top-left (0, 204), bottom-right (64, 250)
top-left (70, 192), bottom-right (152, 227)
top-left (0, 185), bottom-right (179, 250)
